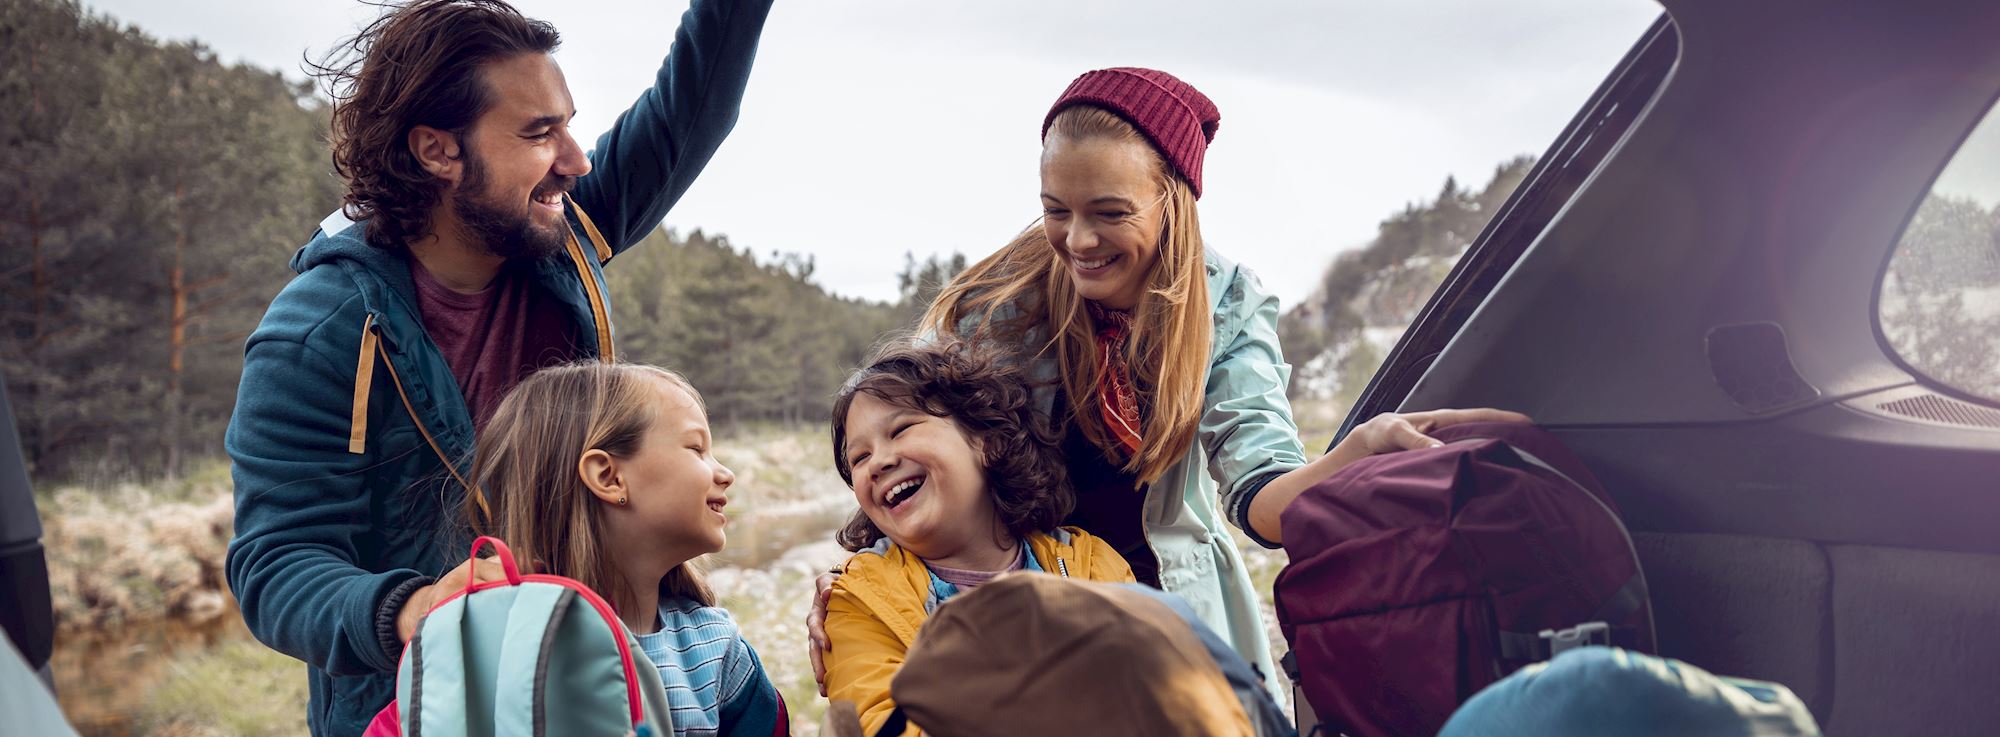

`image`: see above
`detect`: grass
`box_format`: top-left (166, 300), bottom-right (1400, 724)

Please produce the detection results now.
top-left (139, 639), bottom-right (309, 737)
top-left (40, 460), bottom-right (236, 632)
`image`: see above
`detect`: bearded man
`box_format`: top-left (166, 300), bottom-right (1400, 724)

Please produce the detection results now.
top-left (222, 1), bottom-right (773, 734)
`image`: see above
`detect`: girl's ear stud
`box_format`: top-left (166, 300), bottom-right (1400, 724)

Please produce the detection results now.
top-left (618, 496), bottom-right (628, 506)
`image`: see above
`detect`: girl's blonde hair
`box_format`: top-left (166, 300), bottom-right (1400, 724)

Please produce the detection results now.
top-left (468, 361), bottom-right (714, 612)
top-left (921, 106), bottom-right (1212, 484)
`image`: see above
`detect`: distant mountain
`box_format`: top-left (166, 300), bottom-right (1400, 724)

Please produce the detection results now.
top-left (1280, 157), bottom-right (1535, 420)
top-left (1279, 152), bottom-right (2000, 424)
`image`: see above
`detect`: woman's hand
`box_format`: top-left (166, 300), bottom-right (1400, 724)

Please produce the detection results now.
top-left (1344, 407), bottom-right (1534, 455)
top-left (1246, 408), bottom-right (1533, 543)
top-left (806, 567), bottom-right (841, 696)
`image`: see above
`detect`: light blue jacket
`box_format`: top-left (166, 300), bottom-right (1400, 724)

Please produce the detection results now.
top-left (962, 247), bottom-right (1306, 698)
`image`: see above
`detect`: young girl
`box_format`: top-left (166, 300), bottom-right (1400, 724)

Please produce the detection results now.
top-left (470, 362), bottom-right (788, 737)
top-left (822, 338), bottom-right (1136, 735)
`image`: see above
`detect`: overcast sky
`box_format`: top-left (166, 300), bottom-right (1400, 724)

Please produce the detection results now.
top-left (82, 0), bottom-right (1664, 306)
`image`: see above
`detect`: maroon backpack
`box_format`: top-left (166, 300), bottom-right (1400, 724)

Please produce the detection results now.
top-left (1274, 422), bottom-right (1655, 737)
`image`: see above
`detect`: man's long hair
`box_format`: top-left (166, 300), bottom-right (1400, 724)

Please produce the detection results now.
top-left (308, 0), bottom-right (560, 248)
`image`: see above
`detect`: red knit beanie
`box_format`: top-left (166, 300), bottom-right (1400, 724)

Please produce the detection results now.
top-left (1042, 67), bottom-right (1221, 198)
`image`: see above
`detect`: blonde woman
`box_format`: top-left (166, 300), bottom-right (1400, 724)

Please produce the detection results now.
top-left (808, 68), bottom-right (1526, 698)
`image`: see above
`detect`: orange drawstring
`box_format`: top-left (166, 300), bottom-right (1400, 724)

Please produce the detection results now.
top-left (566, 193), bottom-right (613, 265)
top-left (351, 314), bottom-right (493, 523)
top-left (349, 316), bottom-right (379, 454)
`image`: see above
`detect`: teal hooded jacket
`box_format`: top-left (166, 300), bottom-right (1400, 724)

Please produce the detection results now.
top-left (222, 1), bottom-right (772, 734)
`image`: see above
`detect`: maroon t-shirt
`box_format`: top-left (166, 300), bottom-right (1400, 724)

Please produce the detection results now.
top-left (409, 257), bottom-right (580, 430)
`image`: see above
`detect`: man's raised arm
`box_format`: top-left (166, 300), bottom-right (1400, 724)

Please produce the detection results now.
top-left (572, 0), bottom-right (776, 255)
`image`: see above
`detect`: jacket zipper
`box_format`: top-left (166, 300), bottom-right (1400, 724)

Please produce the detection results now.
top-left (367, 319), bottom-right (493, 522)
top-left (1138, 482), bottom-right (1164, 585)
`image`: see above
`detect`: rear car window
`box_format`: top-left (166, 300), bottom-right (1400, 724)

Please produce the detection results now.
top-left (1879, 101), bottom-right (2000, 403)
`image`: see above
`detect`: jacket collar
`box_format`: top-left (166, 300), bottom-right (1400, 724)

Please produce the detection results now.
top-left (839, 530), bottom-right (1088, 648)
top-left (297, 204), bottom-right (613, 460)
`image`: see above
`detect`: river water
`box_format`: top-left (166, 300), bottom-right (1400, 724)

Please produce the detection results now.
top-left (53, 610), bottom-right (253, 737)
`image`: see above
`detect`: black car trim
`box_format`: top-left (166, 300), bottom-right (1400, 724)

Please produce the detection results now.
top-left (1334, 14), bottom-right (1683, 449)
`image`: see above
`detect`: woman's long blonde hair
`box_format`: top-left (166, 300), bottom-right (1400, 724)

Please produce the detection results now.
top-left (467, 362), bottom-right (714, 613)
top-left (921, 106), bottom-right (1211, 484)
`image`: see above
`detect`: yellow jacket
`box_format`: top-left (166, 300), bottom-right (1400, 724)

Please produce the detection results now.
top-left (825, 527), bottom-right (1135, 735)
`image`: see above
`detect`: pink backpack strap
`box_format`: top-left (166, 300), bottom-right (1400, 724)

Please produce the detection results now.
top-left (362, 701), bottom-right (400, 737)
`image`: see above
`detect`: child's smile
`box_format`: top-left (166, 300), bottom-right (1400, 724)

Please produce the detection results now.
top-left (881, 474), bottom-right (926, 511)
top-left (842, 393), bottom-right (1012, 570)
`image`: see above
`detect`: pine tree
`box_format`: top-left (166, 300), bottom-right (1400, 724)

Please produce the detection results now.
top-left (2, 0), bottom-right (338, 478)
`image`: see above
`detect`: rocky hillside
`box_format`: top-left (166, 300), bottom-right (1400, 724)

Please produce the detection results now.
top-left (1280, 157), bottom-right (1535, 431)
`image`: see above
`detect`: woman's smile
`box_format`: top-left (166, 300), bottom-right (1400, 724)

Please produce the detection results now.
top-left (1040, 135), bottom-right (1166, 310)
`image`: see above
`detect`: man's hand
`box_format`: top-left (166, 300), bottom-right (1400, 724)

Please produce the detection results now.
top-left (397, 556), bottom-right (509, 643)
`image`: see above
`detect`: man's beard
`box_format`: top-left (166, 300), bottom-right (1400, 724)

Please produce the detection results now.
top-left (451, 150), bottom-right (575, 261)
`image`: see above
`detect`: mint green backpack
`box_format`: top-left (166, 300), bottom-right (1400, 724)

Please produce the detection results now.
top-left (364, 537), bottom-right (676, 737)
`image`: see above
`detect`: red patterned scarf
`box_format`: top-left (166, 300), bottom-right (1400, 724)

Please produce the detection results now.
top-left (1087, 302), bottom-right (1144, 460)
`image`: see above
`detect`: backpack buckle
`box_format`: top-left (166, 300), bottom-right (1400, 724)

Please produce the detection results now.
top-left (1537, 621), bottom-right (1612, 657)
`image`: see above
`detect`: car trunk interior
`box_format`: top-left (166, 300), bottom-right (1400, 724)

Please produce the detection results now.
top-left (1340, 0), bottom-right (2000, 734)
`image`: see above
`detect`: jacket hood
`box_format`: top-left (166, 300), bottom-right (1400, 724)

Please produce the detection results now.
top-left (1203, 247), bottom-right (1250, 362)
top-left (291, 210), bottom-right (425, 322)
top-left (294, 209), bottom-right (378, 272)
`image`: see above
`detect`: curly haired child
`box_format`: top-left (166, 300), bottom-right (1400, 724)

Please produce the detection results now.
top-left (819, 338), bottom-right (1135, 735)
